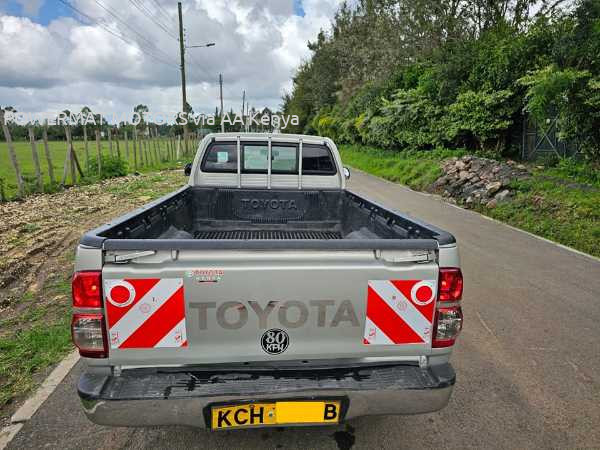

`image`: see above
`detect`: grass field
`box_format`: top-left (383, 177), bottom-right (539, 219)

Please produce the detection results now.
top-left (340, 144), bottom-right (600, 258)
top-left (0, 138), bottom-right (192, 199)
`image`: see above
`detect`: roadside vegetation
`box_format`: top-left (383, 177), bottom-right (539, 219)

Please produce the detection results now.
top-left (0, 169), bottom-right (184, 424)
top-left (482, 160), bottom-right (600, 257)
top-left (283, 1), bottom-right (599, 165)
top-left (341, 145), bottom-right (465, 190)
top-left (341, 145), bottom-right (600, 257)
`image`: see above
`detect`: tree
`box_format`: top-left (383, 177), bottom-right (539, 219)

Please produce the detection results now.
top-left (133, 104), bottom-right (149, 127)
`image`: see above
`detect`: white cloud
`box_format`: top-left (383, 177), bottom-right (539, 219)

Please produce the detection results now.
top-left (0, 0), bottom-right (344, 121)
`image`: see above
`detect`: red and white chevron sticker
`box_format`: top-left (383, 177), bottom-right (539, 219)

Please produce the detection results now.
top-left (363, 279), bottom-right (436, 345)
top-left (104, 278), bottom-right (187, 349)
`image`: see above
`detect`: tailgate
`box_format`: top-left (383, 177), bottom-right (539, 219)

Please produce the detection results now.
top-left (101, 249), bottom-right (439, 366)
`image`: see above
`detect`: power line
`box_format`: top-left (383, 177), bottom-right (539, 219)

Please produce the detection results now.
top-left (93, 0), bottom-right (178, 65)
top-left (148, 0), bottom-right (178, 30)
top-left (129, 0), bottom-right (179, 41)
top-left (56, 0), bottom-right (178, 68)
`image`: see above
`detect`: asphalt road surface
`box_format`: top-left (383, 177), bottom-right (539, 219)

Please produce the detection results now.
top-left (8, 170), bottom-right (600, 449)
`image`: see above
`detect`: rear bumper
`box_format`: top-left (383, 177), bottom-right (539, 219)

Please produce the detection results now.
top-left (78, 363), bottom-right (455, 428)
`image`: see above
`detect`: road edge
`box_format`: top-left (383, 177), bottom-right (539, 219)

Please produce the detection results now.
top-left (351, 167), bottom-right (600, 264)
top-left (0, 350), bottom-right (80, 450)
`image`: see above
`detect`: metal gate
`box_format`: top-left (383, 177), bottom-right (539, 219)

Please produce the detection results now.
top-left (521, 115), bottom-right (579, 160)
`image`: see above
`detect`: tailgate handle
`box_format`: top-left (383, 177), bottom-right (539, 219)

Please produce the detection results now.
top-left (376, 250), bottom-right (433, 263)
top-left (111, 250), bottom-right (156, 263)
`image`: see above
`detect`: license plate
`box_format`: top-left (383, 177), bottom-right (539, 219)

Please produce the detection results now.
top-left (211, 400), bottom-right (341, 429)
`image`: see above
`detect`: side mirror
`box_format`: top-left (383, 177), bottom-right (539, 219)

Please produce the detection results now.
top-left (184, 163), bottom-right (192, 176)
top-left (343, 167), bottom-right (351, 180)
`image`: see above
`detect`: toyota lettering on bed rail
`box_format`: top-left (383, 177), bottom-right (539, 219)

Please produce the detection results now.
top-left (72, 132), bottom-right (463, 430)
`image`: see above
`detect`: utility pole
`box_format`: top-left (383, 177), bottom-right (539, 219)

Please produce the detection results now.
top-left (219, 74), bottom-right (224, 133)
top-left (177, 2), bottom-right (188, 147)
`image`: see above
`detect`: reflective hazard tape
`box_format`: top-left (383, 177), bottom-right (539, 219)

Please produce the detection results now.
top-left (363, 279), bottom-right (436, 346)
top-left (104, 278), bottom-right (187, 349)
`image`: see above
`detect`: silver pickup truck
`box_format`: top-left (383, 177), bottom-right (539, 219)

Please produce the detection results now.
top-left (72, 133), bottom-right (463, 430)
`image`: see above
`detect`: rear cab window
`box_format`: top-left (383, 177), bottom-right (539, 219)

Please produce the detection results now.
top-left (201, 141), bottom-right (336, 175)
top-left (201, 143), bottom-right (237, 173)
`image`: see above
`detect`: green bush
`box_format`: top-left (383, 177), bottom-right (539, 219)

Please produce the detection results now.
top-left (446, 89), bottom-right (515, 156)
top-left (87, 154), bottom-right (128, 180)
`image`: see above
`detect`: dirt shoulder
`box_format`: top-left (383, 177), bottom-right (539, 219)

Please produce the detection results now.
top-left (0, 170), bottom-right (185, 425)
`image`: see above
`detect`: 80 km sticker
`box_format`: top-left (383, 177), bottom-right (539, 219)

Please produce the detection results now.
top-left (261, 329), bottom-right (289, 355)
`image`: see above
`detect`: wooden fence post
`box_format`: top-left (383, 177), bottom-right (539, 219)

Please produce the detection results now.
top-left (42, 120), bottom-right (55, 185)
top-left (95, 129), bottom-right (102, 177)
top-left (83, 125), bottom-right (90, 171)
top-left (66, 127), bottom-right (78, 184)
top-left (108, 128), bottom-right (113, 155)
top-left (124, 130), bottom-right (130, 162)
top-left (153, 127), bottom-right (160, 163)
top-left (72, 147), bottom-right (84, 178)
top-left (132, 128), bottom-right (138, 171)
top-left (61, 128), bottom-right (72, 186)
top-left (177, 135), bottom-right (181, 159)
top-left (28, 127), bottom-right (44, 192)
top-left (115, 130), bottom-right (121, 159)
top-left (1, 110), bottom-right (25, 197)
top-left (146, 133), bottom-right (153, 166)
top-left (141, 134), bottom-right (147, 167)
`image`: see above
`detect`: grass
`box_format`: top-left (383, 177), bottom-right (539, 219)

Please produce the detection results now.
top-left (0, 272), bottom-right (72, 410)
top-left (478, 170), bottom-right (600, 257)
top-left (340, 144), bottom-right (466, 190)
top-left (0, 138), bottom-right (189, 199)
top-left (340, 144), bottom-right (600, 258)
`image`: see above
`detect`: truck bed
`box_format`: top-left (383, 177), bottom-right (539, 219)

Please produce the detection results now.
top-left (81, 186), bottom-right (454, 250)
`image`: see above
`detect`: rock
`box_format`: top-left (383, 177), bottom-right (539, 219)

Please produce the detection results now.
top-left (433, 176), bottom-right (449, 188)
top-left (485, 181), bottom-right (502, 195)
top-left (495, 190), bottom-right (511, 203)
top-left (433, 155), bottom-right (532, 208)
top-left (470, 161), bottom-right (483, 172)
top-left (462, 184), bottom-right (480, 196)
top-left (486, 199), bottom-right (498, 209)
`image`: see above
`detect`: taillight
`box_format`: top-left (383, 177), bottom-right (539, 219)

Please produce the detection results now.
top-left (72, 271), bottom-right (102, 308)
top-left (432, 307), bottom-right (463, 348)
top-left (433, 268), bottom-right (464, 348)
top-left (438, 268), bottom-right (463, 302)
top-left (72, 271), bottom-right (107, 358)
top-left (71, 314), bottom-right (108, 357)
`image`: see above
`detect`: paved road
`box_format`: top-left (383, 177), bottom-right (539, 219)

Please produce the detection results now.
top-left (8, 170), bottom-right (600, 449)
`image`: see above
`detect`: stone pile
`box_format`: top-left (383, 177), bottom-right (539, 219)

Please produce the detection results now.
top-left (432, 155), bottom-right (531, 208)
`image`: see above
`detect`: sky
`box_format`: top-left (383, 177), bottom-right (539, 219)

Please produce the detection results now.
top-left (0, 0), bottom-right (343, 123)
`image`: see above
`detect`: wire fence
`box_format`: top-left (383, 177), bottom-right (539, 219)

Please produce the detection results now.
top-left (0, 113), bottom-right (200, 201)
